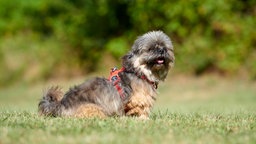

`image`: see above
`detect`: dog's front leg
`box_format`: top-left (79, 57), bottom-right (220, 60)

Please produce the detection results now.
top-left (125, 101), bottom-right (151, 119)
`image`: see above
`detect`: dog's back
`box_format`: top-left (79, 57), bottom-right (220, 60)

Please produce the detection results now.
top-left (38, 77), bottom-right (124, 118)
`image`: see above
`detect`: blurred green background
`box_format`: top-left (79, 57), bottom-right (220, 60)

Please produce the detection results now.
top-left (0, 0), bottom-right (255, 87)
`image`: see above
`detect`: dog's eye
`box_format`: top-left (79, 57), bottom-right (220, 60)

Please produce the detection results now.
top-left (148, 47), bottom-right (155, 52)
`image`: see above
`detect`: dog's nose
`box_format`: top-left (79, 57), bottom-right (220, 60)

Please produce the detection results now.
top-left (158, 47), bottom-right (165, 54)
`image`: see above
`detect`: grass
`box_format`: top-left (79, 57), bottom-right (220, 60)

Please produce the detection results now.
top-left (0, 75), bottom-right (256, 144)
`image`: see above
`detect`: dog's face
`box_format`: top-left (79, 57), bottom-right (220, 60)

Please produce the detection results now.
top-left (123, 31), bottom-right (175, 82)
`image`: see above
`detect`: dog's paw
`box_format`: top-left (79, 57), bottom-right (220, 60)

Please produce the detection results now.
top-left (137, 115), bottom-right (150, 120)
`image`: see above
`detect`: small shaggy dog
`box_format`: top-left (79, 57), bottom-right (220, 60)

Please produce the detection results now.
top-left (38, 31), bottom-right (175, 119)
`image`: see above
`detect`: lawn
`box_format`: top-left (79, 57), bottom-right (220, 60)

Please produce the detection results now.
top-left (0, 75), bottom-right (256, 144)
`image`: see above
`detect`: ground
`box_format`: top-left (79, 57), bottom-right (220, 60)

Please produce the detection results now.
top-left (0, 75), bottom-right (256, 144)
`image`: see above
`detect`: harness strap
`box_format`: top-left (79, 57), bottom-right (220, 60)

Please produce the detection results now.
top-left (108, 67), bottom-right (126, 100)
top-left (140, 75), bottom-right (158, 89)
top-left (108, 67), bottom-right (158, 100)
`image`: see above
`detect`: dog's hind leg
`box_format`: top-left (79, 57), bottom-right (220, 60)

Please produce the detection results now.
top-left (73, 103), bottom-right (107, 118)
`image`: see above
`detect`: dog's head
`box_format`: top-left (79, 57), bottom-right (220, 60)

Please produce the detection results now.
top-left (123, 31), bottom-right (175, 82)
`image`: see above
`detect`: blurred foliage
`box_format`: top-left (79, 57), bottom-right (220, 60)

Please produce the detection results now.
top-left (0, 0), bottom-right (256, 86)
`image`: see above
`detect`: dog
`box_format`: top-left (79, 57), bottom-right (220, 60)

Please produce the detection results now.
top-left (38, 31), bottom-right (175, 119)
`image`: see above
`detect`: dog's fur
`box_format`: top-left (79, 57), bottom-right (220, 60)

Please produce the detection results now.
top-left (38, 31), bottom-right (174, 119)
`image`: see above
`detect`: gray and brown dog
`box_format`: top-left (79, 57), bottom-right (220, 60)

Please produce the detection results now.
top-left (38, 31), bottom-right (175, 119)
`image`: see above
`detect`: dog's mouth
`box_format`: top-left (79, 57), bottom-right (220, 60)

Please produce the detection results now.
top-left (153, 57), bottom-right (168, 66)
top-left (146, 56), bottom-right (169, 67)
top-left (156, 58), bottom-right (165, 65)
top-left (144, 53), bottom-right (173, 68)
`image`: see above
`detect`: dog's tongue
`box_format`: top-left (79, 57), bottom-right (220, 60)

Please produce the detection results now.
top-left (156, 59), bottom-right (164, 64)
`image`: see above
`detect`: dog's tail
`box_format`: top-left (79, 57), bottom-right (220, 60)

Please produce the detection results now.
top-left (38, 86), bottom-right (64, 117)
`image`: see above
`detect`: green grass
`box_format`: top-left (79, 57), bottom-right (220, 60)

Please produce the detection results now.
top-left (0, 76), bottom-right (256, 144)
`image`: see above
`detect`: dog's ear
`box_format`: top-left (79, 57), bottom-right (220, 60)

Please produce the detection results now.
top-left (122, 52), bottom-right (135, 71)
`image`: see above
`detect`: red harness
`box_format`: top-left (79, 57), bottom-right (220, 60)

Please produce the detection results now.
top-left (108, 67), bottom-right (157, 100)
top-left (108, 67), bottom-right (126, 100)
